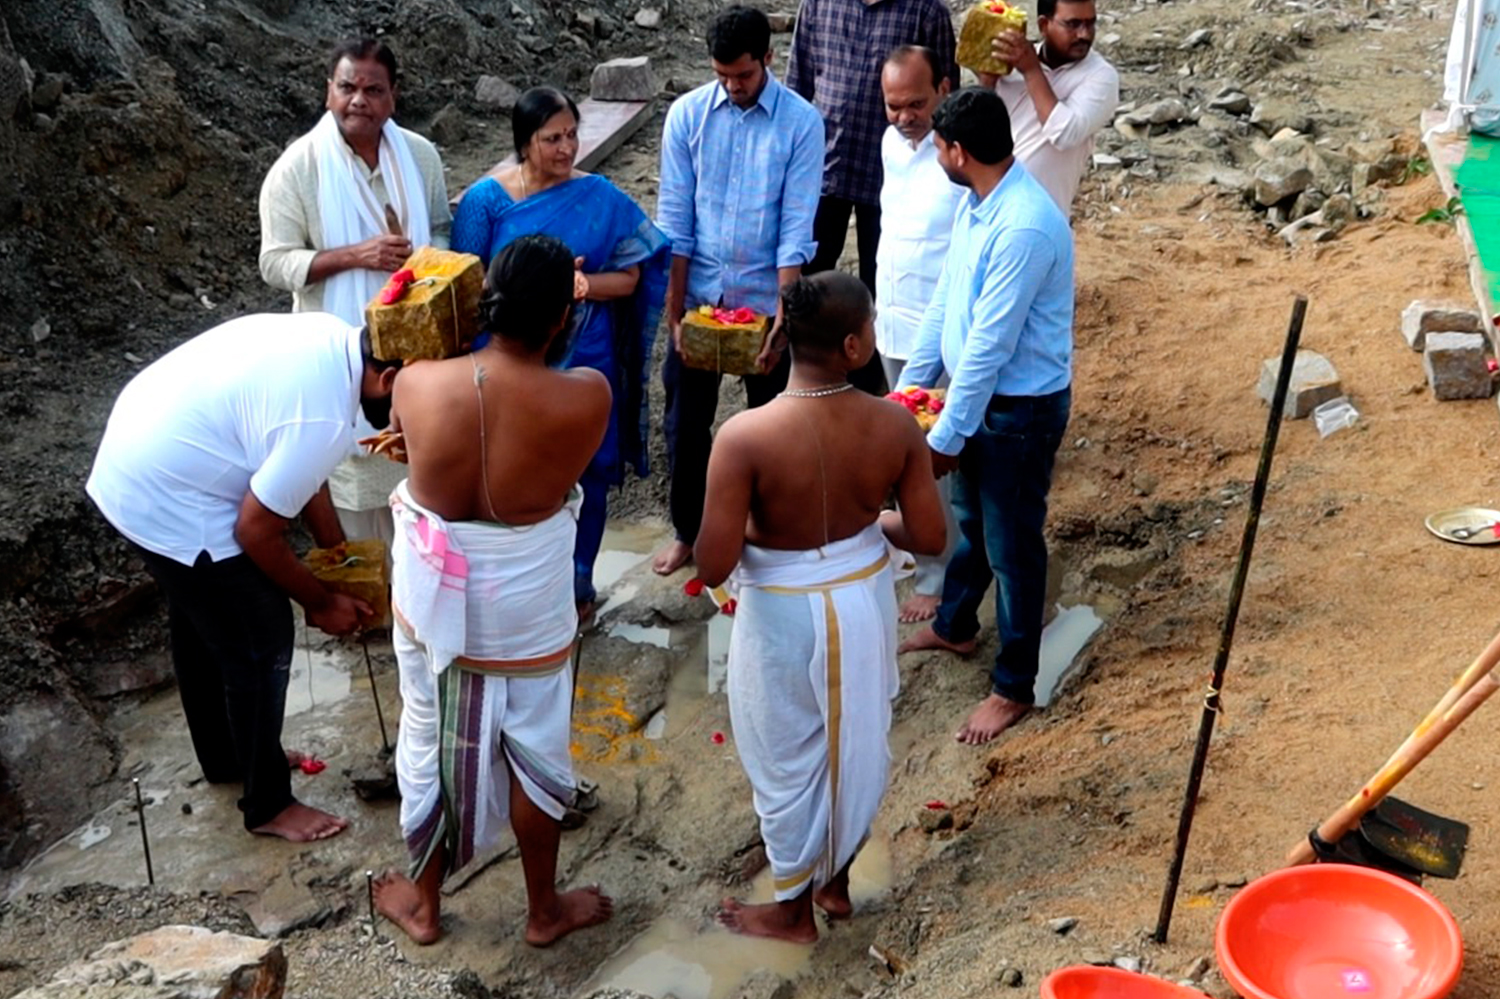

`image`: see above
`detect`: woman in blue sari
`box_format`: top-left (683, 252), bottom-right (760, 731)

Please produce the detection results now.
top-left (452, 87), bottom-right (669, 618)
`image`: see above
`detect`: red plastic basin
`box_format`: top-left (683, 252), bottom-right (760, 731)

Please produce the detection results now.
top-left (1041, 966), bottom-right (1209, 998)
top-left (1215, 863), bottom-right (1462, 999)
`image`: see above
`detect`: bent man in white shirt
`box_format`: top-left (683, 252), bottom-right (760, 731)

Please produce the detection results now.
top-left (87, 314), bottom-right (400, 843)
top-left (977, 0), bottom-right (1119, 214)
top-left (876, 46), bottom-right (963, 622)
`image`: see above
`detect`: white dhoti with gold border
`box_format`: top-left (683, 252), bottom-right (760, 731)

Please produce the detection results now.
top-left (728, 523), bottom-right (900, 900)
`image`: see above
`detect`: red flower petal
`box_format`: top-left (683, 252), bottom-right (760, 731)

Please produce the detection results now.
top-left (299, 758), bottom-right (327, 775)
top-left (925, 799), bottom-right (948, 810)
top-left (711, 731), bottom-right (726, 744)
top-left (721, 599), bottom-right (737, 615)
top-left (684, 578), bottom-right (705, 597)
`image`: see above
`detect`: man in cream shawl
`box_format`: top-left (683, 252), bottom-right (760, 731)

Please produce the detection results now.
top-left (258, 38), bottom-right (452, 545)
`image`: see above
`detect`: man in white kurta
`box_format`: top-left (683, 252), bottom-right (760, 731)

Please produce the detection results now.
top-left (978, 0), bottom-right (1119, 214)
top-left (876, 47), bottom-right (965, 623)
top-left (258, 38), bottom-right (452, 546)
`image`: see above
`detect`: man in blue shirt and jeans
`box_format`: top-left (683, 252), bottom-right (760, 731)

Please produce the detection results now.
top-left (897, 87), bottom-right (1074, 746)
top-left (653, 5), bottom-right (825, 576)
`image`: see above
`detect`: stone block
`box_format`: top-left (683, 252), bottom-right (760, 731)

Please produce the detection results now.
top-left (590, 56), bottom-right (658, 102)
top-left (1257, 349), bottom-right (1342, 419)
top-left (767, 11), bottom-right (797, 32)
top-left (428, 102), bottom-right (467, 146)
top-left (1250, 100), bottom-right (1311, 136)
top-left (474, 74), bottom-right (519, 111)
top-left (19, 926), bottom-right (286, 999)
top-left (1424, 332), bottom-right (1492, 401)
top-left (1401, 299), bottom-right (1483, 351)
top-left (1252, 157), bottom-right (1313, 206)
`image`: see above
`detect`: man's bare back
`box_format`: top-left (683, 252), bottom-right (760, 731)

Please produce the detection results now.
top-left (696, 389), bottom-right (946, 585)
top-left (741, 392), bottom-right (932, 550)
top-left (392, 347), bottom-right (610, 525)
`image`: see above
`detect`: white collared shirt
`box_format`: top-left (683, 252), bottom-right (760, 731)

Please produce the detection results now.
top-left (875, 127), bottom-right (966, 362)
top-left (993, 48), bottom-right (1120, 213)
top-left (87, 313), bottom-right (363, 566)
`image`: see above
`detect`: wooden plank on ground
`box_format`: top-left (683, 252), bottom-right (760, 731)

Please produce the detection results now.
top-left (1422, 108), bottom-right (1500, 352)
top-left (451, 98), bottom-right (655, 208)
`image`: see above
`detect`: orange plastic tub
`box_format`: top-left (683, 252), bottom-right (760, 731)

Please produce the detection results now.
top-left (1040, 966), bottom-right (1209, 998)
top-left (1216, 864), bottom-right (1462, 999)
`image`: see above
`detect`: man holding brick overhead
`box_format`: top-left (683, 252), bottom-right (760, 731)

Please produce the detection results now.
top-left (652, 5), bottom-right (825, 577)
top-left (896, 87), bottom-right (1074, 746)
top-left (786, 0), bottom-right (956, 394)
top-left (976, 0), bottom-right (1118, 214)
top-left (86, 314), bottom-right (400, 842)
top-left (259, 38), bottom-right (452, 548)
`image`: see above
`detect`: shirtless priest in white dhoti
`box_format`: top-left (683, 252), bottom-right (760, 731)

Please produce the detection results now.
top-left (696, 272), bottom-right (948, 942)
top-left (371, 235), bottom-right (614, 947)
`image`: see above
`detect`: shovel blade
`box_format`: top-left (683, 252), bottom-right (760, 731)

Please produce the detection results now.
top-left (1358, 796), bottom-right (1468, 879)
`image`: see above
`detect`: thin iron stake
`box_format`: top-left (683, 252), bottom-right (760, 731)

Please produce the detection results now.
top-left (132, 778), bottom-right (155, 886)
top-left (366, 869), bottom-right (376, 925)
top-left (361, 634), bottom-right (391, 754)
top-left (1153, 295), bottom-right (1308, 944)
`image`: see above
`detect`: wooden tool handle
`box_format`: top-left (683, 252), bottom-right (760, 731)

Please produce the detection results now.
top-left (1286, 672), bottom-right (1500, 866)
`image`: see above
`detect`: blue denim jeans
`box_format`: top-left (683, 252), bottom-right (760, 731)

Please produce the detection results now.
top-left (934, 388), bottom-right (1071, 705)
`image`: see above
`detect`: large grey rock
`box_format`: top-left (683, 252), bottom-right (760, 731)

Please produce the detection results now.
top-left (1208, 89), bottom-right (1251, 115)
top-left (1352, 157), bottom-right (1404, 195)
top-left (1250, 100), bottom-right (1312, 135)
top-left (1424, 332), bottom-right (1492, 400)
top-left (1402, 299), bottom-right (1483, 350)
top-left (1120, 98), bottom-right (1190, 127)
top-left (428, 102), bottom-right (468, 146)
top-left (16, 926), bottom-right (286, 999)
top-left (1257, 350), bottom-right (1342, 418)
top-left (590, 56), bottom-right (658, 101)
top-left (1252, 157), bottom-right (1313, 206)
top-left (767, 11), bottom-right (797, 32)
top-left (474, 74), bottom-right (520, 111)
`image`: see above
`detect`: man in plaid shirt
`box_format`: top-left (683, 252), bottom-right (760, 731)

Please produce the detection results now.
top-left (787, 0), bottom-right (957, 391)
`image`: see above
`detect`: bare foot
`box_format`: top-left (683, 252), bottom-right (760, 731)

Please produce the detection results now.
top-left (373, 871), bottom-right (441, 945)
top-left (250, 801), bottom-right (348, 842)
top-left (576, 600), bottom-right (596, 631)
top-left (652, 540), bottom-right (693, 576)
top-left (898, 594), bottom-right (940, 624)
top-left (717, 898), bottom-right (819, 943)
top-left (897, 625), bottom-right (977, 657)
top-left (955, 693), bottom-right (1031, 746)
top-left (525, 886), bottom-right (614, 947)
top-left (813, 884), bottom-right (853, 920)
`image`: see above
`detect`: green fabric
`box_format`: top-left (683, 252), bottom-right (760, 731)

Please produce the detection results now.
top-left (1455, 133), bottom-right (1500, 311)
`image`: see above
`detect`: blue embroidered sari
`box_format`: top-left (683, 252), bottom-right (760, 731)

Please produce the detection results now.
top-left (452, 173), bottom-right (669, 604)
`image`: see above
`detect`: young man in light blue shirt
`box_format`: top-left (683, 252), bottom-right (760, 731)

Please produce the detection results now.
top-left (897, 86), bottom-right (1075, 746)
top-left (652, 5), bottom-right (826, 576)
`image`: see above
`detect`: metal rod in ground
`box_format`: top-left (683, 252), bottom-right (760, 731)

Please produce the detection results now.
top-left (1153, 294), bottom-right (1308, 944)
top-left (361, 634), bottom-right (391, 754)
top-left (366, 869), bottom-right (376, 925)
top-left (132, 777), bottom-right (155, 887)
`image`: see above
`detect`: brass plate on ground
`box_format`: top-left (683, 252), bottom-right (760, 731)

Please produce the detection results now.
top-left (1425, 507), bottom-right (1500, 545)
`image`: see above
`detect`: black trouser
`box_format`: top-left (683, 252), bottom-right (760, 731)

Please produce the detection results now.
top-left (662, 347), bottom-right (790, 545)
top-left (807, 194), bottom-right (887, 395)
top-left (137, 546), bottom-right (296, 829)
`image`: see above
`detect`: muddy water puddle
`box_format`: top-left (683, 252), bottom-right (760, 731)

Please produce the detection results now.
top-left (581, 834), bottom-right (894, 999)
